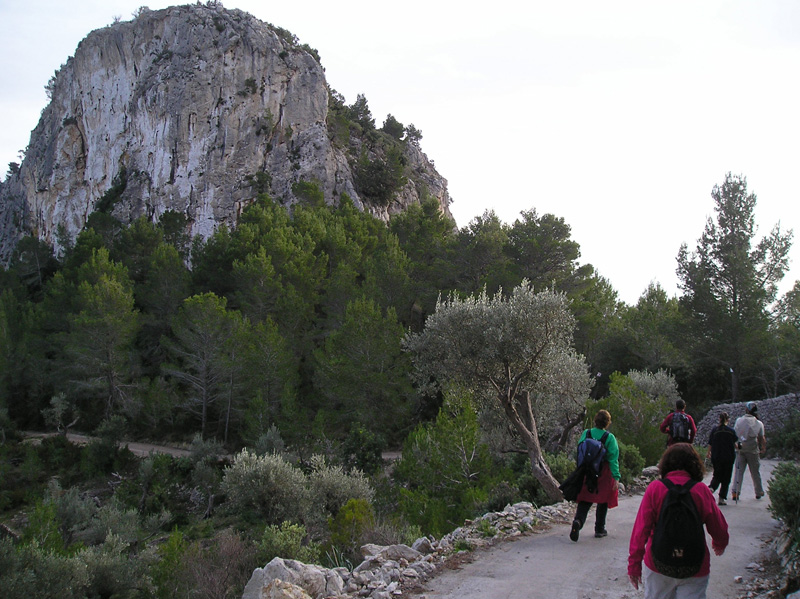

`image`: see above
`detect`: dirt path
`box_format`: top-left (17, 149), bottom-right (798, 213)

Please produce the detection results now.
top-left (418, 460), bottom-right (781, 599)
top-left (22, 431), bottom-right (192, 458)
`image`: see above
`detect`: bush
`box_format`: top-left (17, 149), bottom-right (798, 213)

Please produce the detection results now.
top-left (618, 441), bottom-right (645, 487)
top-left (221, 449), bottom-right (309, 524)
top-left (38, 434), bottom-right (83, 475)
top-left (545, 451), bottom-right (576, 484)
top-left (353, 146), bottom-right (407, 207)
top-left (152, 528), bottom-right (192, 599)
top-left (259, 521), bottom-right (320, 565)
top-left (341, 426), bottom-right (385, 475)
top-left (392, 392), bottom-right (499, 536)
top-left (79, 533), bottom-right (156, 599)
top-left (45, 479), bottom-right (96, 547)
top-left (768, 462), bottom-right (800, 534)
top-left (768, 410), bottom-right (800, 458)
top-left (594, 371), bottom-right (673, 466)
top-left (0, 537), bottom-right (90, 599)
top-left (306, 455), bottom-right (374, 522)
top-left (327, 498), bottom-right (375, 561)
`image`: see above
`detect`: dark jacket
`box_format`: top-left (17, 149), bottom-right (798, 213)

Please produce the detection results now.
top-left (659, 410), bottom-right (697, 445)
top-left (708, 424), bottom-right (737, 463)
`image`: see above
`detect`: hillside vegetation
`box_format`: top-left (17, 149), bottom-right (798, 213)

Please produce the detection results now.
top-left (0, 173), bottom-right (798, 598)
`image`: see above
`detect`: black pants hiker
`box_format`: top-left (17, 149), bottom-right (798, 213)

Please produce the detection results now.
top-left (709, 458), bottom-right (735, 500)
top-left (574, 501), bottom-right (608, 532)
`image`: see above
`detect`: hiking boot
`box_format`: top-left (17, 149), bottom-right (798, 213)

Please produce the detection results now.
top-left (594, 529), bottom-right (608, 538)
top-left (731, 492), bottom-right (739, 502)
top-left (570, 520), bottom-right (581, 542)
top-left (756, 493), bottom-right (764, 499)
top-left (718, 498), bottom-right (727, 505)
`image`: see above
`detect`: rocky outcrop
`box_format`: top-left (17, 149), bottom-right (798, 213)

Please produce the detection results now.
top-left (0, 3), bottom-right (451, 262)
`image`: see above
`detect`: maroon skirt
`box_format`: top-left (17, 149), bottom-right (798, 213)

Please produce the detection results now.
top-left (576, 462), bottom-right (619, 508)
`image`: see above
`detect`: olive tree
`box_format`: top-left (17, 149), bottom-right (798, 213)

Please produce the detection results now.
top-left (403, 281), bottom-right (592, 501)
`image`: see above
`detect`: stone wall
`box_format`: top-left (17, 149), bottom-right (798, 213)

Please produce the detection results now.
top-left (695, 393), bottom-right (800, 446)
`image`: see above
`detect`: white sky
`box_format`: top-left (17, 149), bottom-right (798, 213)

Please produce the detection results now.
top-left (1, 0), bottom-right (799, 305)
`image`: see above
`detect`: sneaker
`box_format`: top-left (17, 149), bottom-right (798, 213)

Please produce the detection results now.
top-left (756, 493), bottom-right (764, 499)
top-left (718, 498), bottom-right (727, 505)
top-left (594, 529), bottom-right (608, 538)
top-left (570, 520), bottom-right (581, 542)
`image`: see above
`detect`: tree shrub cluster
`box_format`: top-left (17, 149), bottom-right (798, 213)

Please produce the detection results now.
top-left (0, 172), bottom-right (798, 597)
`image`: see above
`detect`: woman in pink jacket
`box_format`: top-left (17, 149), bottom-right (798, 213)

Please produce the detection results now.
top-left (628, 443), bottom-right (729, 598)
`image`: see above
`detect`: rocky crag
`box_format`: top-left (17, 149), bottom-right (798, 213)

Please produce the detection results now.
top-left (0, 3), bottom-right (451, 262)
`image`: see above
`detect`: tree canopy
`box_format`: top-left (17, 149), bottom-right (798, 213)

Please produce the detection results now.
top-left (403, 282), bottom-right (592, 501)
top-left (677, 173), bottom-right (793, 401)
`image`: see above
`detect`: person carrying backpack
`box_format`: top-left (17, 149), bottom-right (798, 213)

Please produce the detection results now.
top-left (707, 412), bottom-right (737, 505)
top-left (628, 443), bottom-right (729, 598)
top-left (731, 401), bottom-right (767, 501)
top-left (659, 399), bottom-right (697, 446)
top-left (569, 409), bottom-right (620, 542)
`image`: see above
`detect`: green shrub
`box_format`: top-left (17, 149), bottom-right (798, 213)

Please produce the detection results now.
top-left (21, 499), bottom-right (66, 554)
top-left (481, 480), bottom-right (520, 513)
top-left (258, 521), bottom-right (320, 564)
top-left (327, 498), bottom-right (375, 561)
top-left (618, 441), bottom-right (645, 487)
top-left (594, 371), bottom-right (673, 466)
top-left (0, 537), bottom-right (90, 599)
top-left (251, 424), bottom-right (287, 456)
top-left (38, 434), bottom-right (83, 475)
top-left (393, 392), bottom-right (499, 536)
top-left (341, 426), bottom-right (385, 475)
top-left (306, 455), bottom-right (374, 523)
top-left (353, 146), bottom-right (407, 207)
top-left (79, 533), bottom-right (156, 599)
top-left (768, 410), bottom-right (800, 458)
top-left (545, 451), bottom-right (576, 483)
top-left (45, 479), bottom-right (96, 547)
top-left (475, 518), bottom-right (497, 538)
top-left (768, 462), bottom-right (800, 534)
top-left (221, 449), bottom-right (309, 524)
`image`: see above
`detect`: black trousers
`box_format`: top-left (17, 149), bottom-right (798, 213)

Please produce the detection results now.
top-left (574, 501), bottom-right (608, 532)
top-left (709, 458), bottom-right (735, 500)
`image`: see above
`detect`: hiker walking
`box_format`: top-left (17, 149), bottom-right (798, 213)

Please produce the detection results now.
top-left (659, 399), bottom-right (697, 446)
top-left (731, 401), bottom-right (766, 501)
top-left (569, 409), bottom-right (620, 542)
top-left (628, 443), bottom-right (729, 598)
top-left (707, 412), bottom-right (737, 505)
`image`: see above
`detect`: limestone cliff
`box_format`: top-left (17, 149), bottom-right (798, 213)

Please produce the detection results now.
top-left (0, 3), bottom-right (451, 262)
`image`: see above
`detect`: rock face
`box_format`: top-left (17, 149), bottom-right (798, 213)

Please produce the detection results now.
top-left (0, 3), bottom-right (451, 262)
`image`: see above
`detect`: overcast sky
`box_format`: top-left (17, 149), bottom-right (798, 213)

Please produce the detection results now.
top-left (1, 0), bottom-right (798, 305)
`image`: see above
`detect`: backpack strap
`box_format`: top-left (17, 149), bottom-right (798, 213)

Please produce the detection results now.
top-left (599, 431), bottom-right (609, 445)
top-left (661, 477), bottom-right (698, 491)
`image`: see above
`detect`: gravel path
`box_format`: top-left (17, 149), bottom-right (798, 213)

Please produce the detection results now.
top-left (416, 460), bottom-right (781, 599)
top-left (22, 431), bottom-right (192, 458)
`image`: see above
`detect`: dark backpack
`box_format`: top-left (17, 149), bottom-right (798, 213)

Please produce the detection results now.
top-left (670, 412), bottom-right (691, 443)
top-left (576, 430), bottom-right (609, 493)
top-left (651, 478), bottom-right (705, 578)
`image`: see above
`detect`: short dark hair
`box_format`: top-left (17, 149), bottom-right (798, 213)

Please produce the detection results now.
top-left (594, 409), bottom-right (611, 429)
top-left (676, 399), bottom-right (686, 411)
top-left (658, 443), bottom-right (705, 482)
